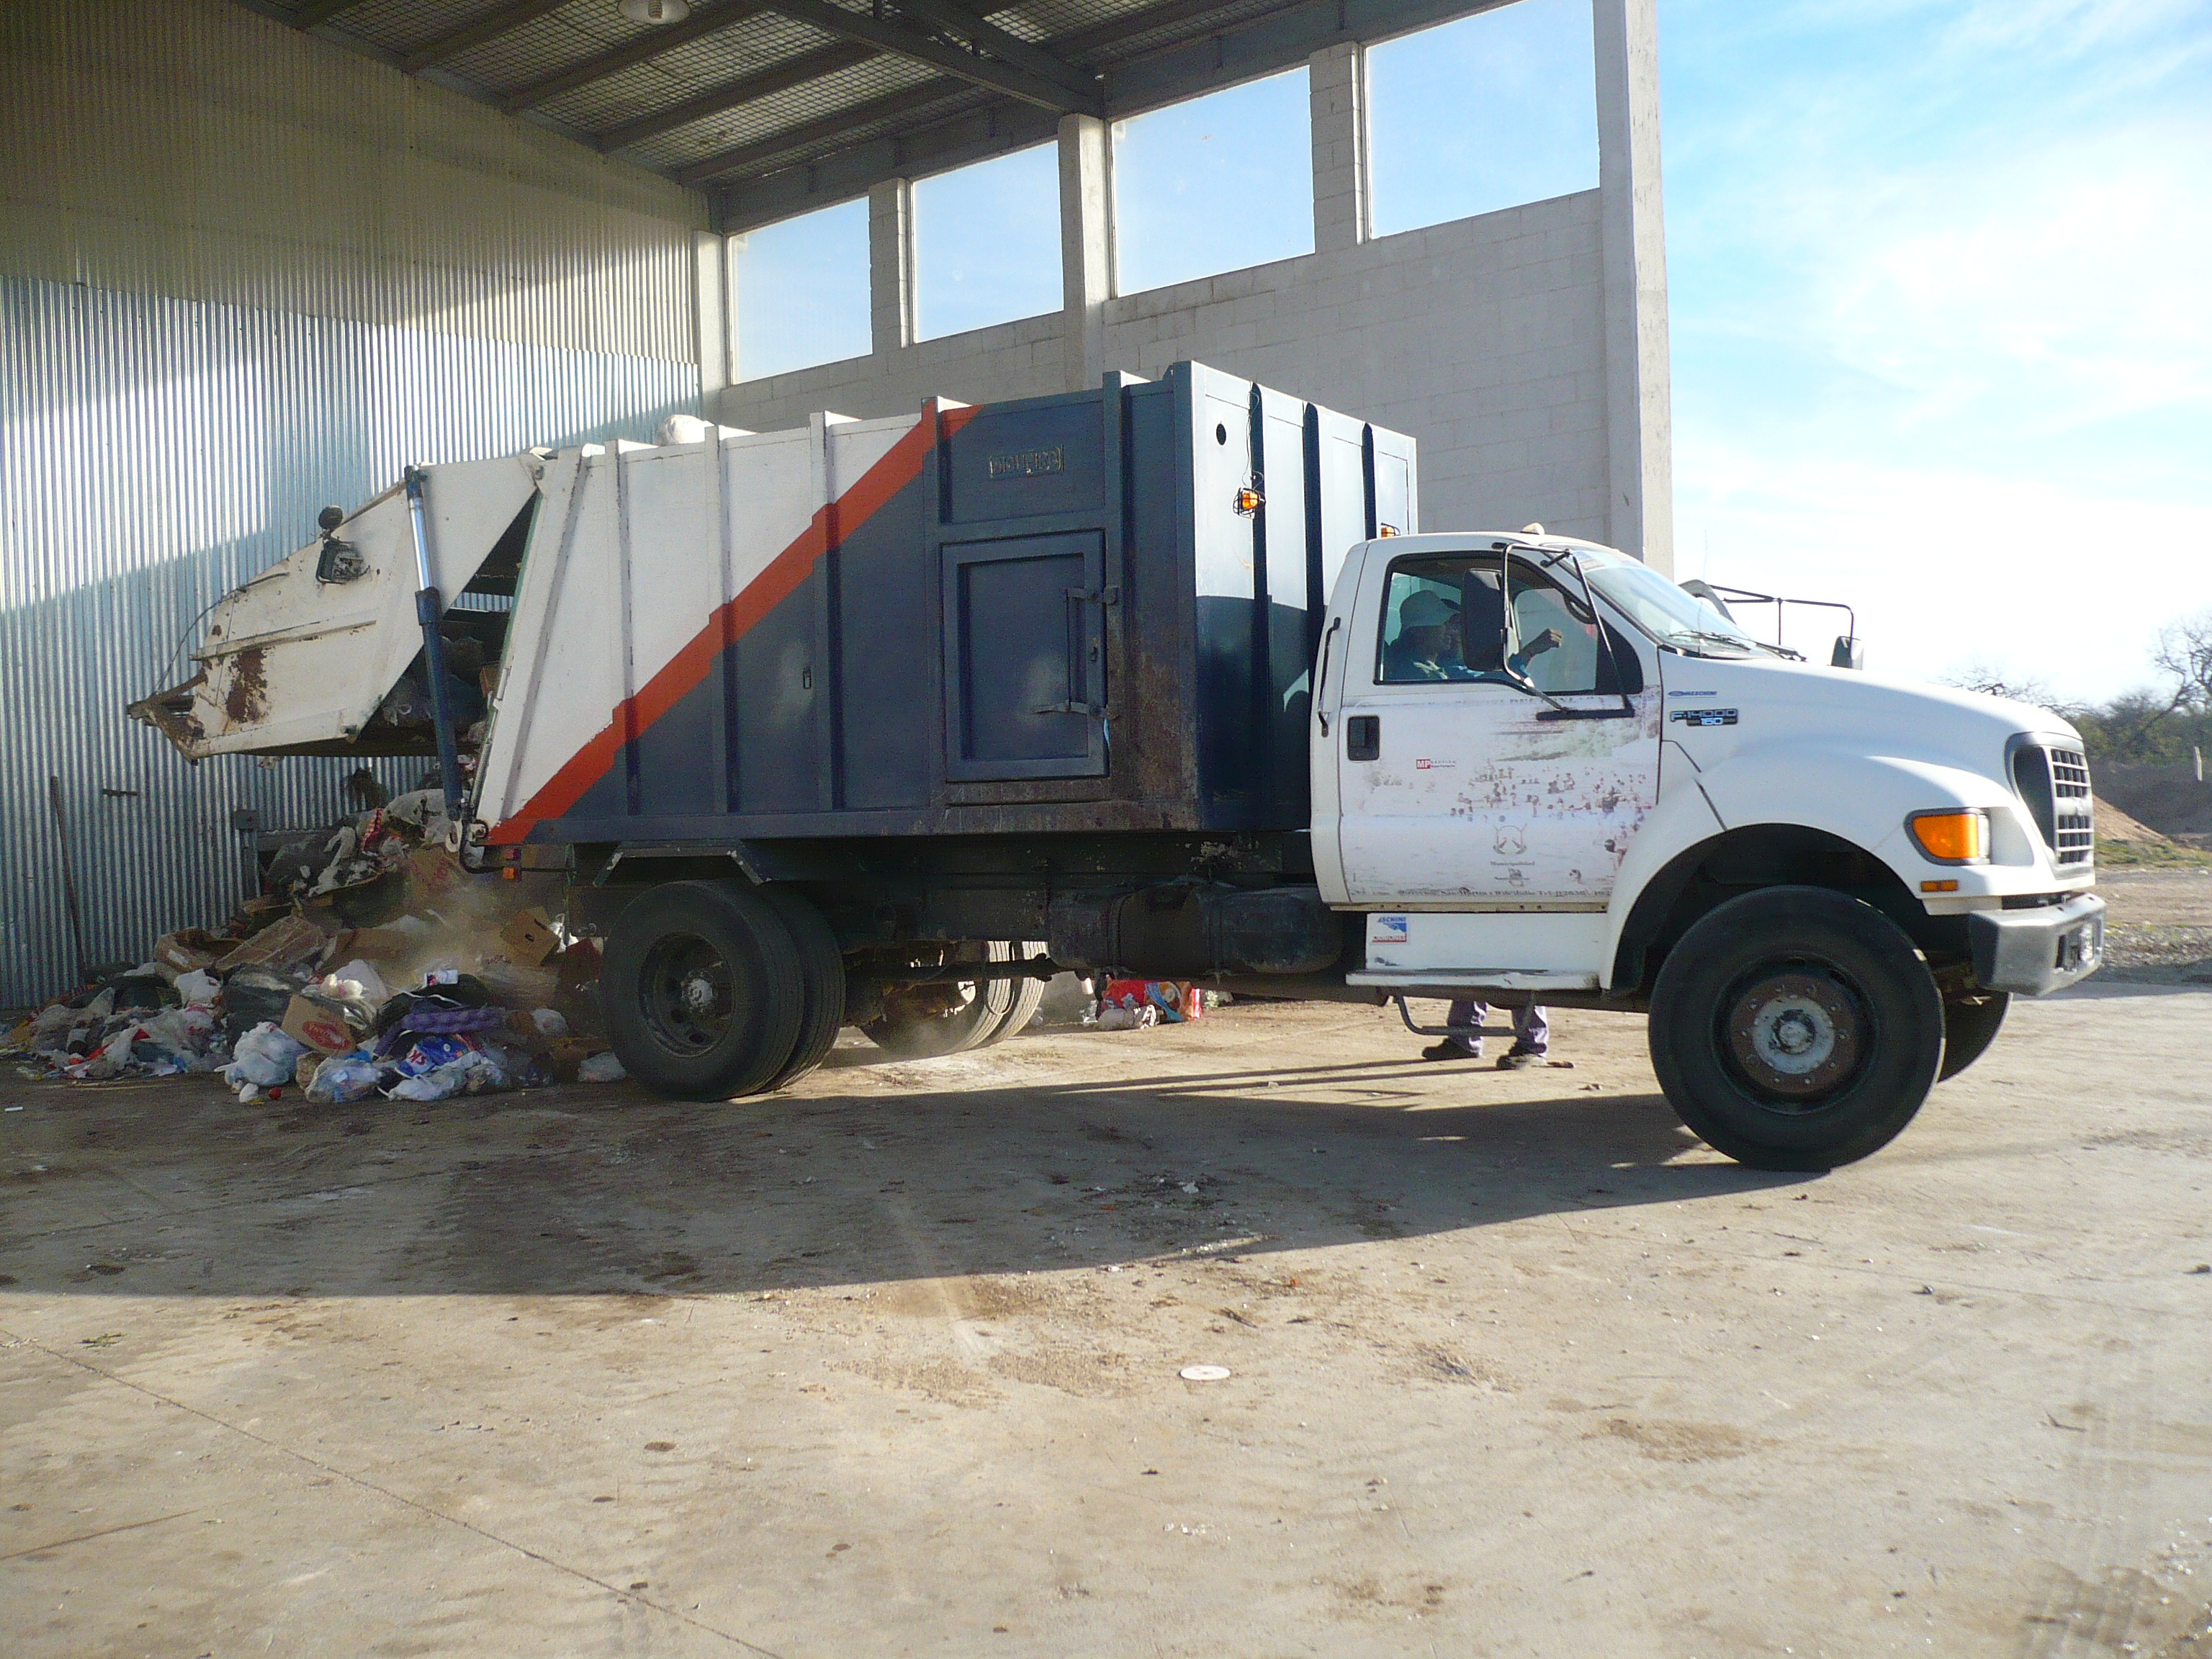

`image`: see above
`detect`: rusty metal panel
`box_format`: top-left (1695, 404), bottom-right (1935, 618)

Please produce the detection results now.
top-left (0, 274), bottom-right (697, 1006)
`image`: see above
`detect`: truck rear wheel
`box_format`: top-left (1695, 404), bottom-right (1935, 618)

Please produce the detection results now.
top-left (863, 943), bottom-right (1032, 1058)
top-left (757, 886), bottom-right (846, 1090)
top-left (603, 881), bottom-right (804, 1100)
top-left (1647, 886), bottom-right (1944, 1172)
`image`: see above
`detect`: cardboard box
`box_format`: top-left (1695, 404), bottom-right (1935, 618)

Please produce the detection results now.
top-left (281, 992), bottom-right (358, 1056)
top-left (499, 907), bottom-right (559, 968)
top-left (150, 928), bottom-right (225, 982)
top-left (342, 914), bottom-right (434, 966)
top-left (215, 914), bottom-right (329, 976)
top-left (543, 1035), bottom-right (611, 1083)
top-left (408, 847), bottom-right (457, 897)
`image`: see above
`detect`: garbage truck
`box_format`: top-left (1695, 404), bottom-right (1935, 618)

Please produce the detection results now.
top-left (132, 361), bottom-right (2103, 1169)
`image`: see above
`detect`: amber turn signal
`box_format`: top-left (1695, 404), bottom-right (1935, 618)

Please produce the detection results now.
top-left (1907, 809), bottom-right (1989, 864)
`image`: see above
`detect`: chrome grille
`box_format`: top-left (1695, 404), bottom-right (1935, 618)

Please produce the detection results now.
top-left (2013, 742), bottom-right (2095, 867)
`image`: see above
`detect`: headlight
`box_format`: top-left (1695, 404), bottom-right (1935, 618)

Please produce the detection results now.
top-left (1907, 809), bottom-right (1990, 865)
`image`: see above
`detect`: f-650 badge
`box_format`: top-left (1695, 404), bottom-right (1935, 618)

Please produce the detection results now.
top-left (1670, 707), bottom-right (1738, 727)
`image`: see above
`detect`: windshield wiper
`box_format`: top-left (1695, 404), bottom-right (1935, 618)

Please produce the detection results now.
top-left (1663, 628), bottom-right (1761, 657)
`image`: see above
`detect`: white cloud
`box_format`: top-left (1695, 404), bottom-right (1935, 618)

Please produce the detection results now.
top-left (1676, 437), bottom-right (2212, 703)
top-left (1661, 0), bottom-right (2212, 702)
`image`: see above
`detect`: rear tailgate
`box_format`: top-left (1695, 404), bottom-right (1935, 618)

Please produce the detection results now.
top-left (131, 456), bottom-right (539, 759)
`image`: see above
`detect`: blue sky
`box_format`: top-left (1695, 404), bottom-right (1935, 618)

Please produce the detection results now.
top-left (1659, 0), bottom-right (2212, 701)
top-left (734, 0), bottom-right (2211, 703)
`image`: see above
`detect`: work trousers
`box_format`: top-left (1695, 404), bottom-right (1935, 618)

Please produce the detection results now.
top-left (1441, 999), bottom-right (1549, 1057)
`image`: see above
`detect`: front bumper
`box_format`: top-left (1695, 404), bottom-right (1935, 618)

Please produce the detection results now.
top-left (1966, 893), bottom-right (2105, 995)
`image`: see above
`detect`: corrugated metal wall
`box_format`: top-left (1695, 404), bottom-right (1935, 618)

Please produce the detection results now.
top-left (0, 276), bottom-right (698, 1004)
top-left (0, 0), bottom-right (708, 1005)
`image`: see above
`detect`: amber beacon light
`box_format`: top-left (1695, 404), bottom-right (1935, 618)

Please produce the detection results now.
top-left (1907, 809), bottom-right (1990, 865)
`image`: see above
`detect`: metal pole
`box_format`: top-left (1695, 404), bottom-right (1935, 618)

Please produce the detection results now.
top-left (46, 775), bottom-right (92, 986)
top-left (405, 465), bottom-right (465, 821)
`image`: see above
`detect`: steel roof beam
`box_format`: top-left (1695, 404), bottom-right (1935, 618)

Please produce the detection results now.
top-left (499, 0), bottom-right (768, 112)
top-left (713, 0), bottom-right (1500, 228)
top-left (593, 40), bottom-right (876, 152)
top-left (400, 0), bottom-right (572, 73)
top-left (289, 0), bottom-right (364, 25)
top-left (678, 80), bottom-right (976, 184)
top-left (752, 0), bottom-right (1099, 114)
top-left (892, 0), bottom-right (1097, 99)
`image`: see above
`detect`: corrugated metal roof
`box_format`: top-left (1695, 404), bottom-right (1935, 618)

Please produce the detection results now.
top-left (261, 0), bottom-right (1380, 222)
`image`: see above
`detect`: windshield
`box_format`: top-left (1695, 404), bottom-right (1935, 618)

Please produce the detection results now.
top-left (1547, 545), bottom-right (1770, 657)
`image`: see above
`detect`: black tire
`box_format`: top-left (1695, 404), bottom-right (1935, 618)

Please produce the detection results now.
top-left (972, 942), bottom-right (1048, 1050)
top-left (757, 886), bottom-right (846, 1090)
top-left (1938, 992), bottom-right (2009, 1082)
top-left (602, 881), bottom-right (804, 1100)
top-left (1647, 886), bottom-right (1944, 1171)
top-left (862, 941), bottom-right (1027, 1058)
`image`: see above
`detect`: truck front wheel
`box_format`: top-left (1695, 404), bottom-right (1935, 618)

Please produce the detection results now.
top-left (603, 881), bottom-right (805, 1100)
top-left (1938, 992), bottom-right (2008, 1082)
top-left (1647, 886), bottom-right (1944, 1171)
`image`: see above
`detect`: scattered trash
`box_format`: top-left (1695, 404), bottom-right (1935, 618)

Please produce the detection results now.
top-left (577, 1051), bottom-right (627, 1083)
top-left (0, 804), bottom-right (608, 1101)
top-left (1097, 979), bottom-right (1202, 1027)
top-left (1179, 1364), bottom-right (1232, 1382)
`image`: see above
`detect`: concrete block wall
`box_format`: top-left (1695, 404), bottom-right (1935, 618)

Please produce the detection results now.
top-left (717, 0), bottom-right (1665, 564)
top-left (721, 190), bottom-right (1609, 544)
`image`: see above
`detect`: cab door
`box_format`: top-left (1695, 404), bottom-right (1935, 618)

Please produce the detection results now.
top-left (1328, 544), bottom-right (1660, 909)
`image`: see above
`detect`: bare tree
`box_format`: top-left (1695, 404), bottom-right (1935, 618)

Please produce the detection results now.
top-left (2108, 611), bottom-right (2212, 747)
top-left (1939, 660), bottom-right (2064, 711)
top-left (2152, 611), bottom-right (2212, 709)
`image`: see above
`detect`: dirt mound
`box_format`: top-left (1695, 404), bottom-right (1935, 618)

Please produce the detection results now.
top-left (2093, 796), bottom-right (2167, 843)
top-left (2094, 763), bottom-right (2212, 837)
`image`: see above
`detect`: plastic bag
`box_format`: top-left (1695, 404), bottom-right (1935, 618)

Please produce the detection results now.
top-left (577, 1051), bottom-right (626, 1083)
top-left (29, 1002), bottom-right (75, 1053)
top-left (385, 1050), bottom-right (505, 1101)
top-left (392, 1033), bottom-right (477, 1077)
top-left (138, 1004), bottom-right (215, 1062)
top-left (222, 1021), bottom-right (307, 1088)
top-left (306, 1052), bottom-right (382, 1104)
top-left (324, 959), bottom-right (390, 1006)
top-left (530, 1008), bottom-right (569, 1038)
top-left (174, 968), bottom-right (220, 1005)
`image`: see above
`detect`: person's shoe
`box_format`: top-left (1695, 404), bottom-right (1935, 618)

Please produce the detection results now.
top-left (1421, 1040), bottom-right (1480, 1062)
top-left (1496, 1049), bottom-right (1544, 1070)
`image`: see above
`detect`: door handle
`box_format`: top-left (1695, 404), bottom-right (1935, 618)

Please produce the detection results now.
top-left (1346, 714), bottom-right (1380, 762)
top-left (1314, 616), bottom-right (1341, 734)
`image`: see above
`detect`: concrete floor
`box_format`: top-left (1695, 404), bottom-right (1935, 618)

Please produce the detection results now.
top-left (4, 987), bottom-right (2211, 1658)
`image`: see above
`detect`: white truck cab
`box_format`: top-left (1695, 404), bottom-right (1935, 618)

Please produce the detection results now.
top-left (1310, 531), bottom-right (2104, 1166)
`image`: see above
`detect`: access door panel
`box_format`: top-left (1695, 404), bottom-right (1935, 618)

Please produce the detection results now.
top-left (943, 531), bottom-right (1107, 781)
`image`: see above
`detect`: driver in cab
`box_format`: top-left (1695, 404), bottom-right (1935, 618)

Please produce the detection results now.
top-left (1384, 585), bottom-right (1564, 684)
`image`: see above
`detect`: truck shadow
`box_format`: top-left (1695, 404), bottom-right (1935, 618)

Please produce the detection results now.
top-left (0, 1067), bottom-right (1807, 1303)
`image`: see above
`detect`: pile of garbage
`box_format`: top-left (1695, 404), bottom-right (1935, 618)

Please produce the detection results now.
top-left (2, 793), bottom-right (621, 1102)
top-left (1087, 979), bottom-right (1215, 1030)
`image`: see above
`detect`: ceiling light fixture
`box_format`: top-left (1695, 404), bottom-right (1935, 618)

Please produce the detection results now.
top-left (619, 0), bottom-right (691, 22)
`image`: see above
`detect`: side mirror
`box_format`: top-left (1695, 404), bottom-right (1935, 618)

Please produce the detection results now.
top-left (317, 505), bottom-right (345, 533)
top-left (1831, 635), bottom-right (1864, 670)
